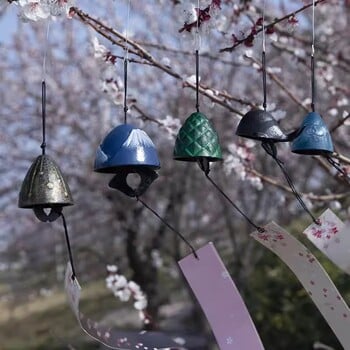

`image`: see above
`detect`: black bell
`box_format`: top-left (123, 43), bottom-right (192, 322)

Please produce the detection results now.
top-left (236, 109), bottom-right (289, 142)
top-left (18, 155), bottom-right (74, 222)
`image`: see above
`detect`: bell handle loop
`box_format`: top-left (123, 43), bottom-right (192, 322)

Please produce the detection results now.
top-left (41, 81), bottom-right (47, 155)
top-left (136, 197), bottom-right (199, 260)
top-left (61, 212), bottom-right (77, 280)
top-left (205, 172), bottom-right (265, 233)
top-left (261, 142), bottom-right (320, 226)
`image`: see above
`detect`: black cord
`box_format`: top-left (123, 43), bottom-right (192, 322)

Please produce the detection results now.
top-left (262, 51), bottom-right (267, 111)
top-left (261, 142), bottom-right (319, 225)
top-left (124, 59), bottom-right (128, 124)
top-left (61, 212), bottom-right (77, 279)
top-left (311, 54), bottom-right (315, 112)
top-left (41, 81), bottom-right (46, 155)
top-left (205, 173), bottom-right (265, 233)
top-left (327, 157), bottom-right (350, 184)
top-left (195, 49), bottom-right (200, 112)
top-left (136, 197), bottom-right (199, 259)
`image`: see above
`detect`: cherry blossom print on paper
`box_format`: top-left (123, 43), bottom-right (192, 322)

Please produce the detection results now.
top-left (64, 263), bottom-right (188, 350)
top-left (251, 222), bottom-right (350, 349)
top-left (179, 243), bottom-right (265, 350)
top-left (303, 209), bottom-right (350, 274)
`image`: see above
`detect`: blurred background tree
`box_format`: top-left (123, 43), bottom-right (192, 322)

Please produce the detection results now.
top-left (0, 0), bottom-right (349, 349)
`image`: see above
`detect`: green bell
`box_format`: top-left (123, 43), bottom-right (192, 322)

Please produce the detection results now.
top-left (174, 112), bottom-right (222, 163)
top-left (19, 155), bottom-right (74, 222)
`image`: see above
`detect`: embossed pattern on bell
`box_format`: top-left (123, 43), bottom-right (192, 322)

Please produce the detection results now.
top-left (18, 155), bottom-right (74, 208)
top-left (94, 124), bottom-right (160, 173)
top-left (174, 112), bottom-right (222, 161)
top-left (236, 109), bottom-right (289, 142)
top-left (291, 112), bottom-right (334, 155)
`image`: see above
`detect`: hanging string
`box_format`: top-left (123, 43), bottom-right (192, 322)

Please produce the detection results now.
top-left (41, 81), bottom-right (46, 155)
top-left (311, 0), bottom-right (316, 112)
top-left (123, 0), bottom-right (131, 124)
top-left (136, 197), bottom-right (199, 259)
top-left (262, 142), bottom-right (319, 225)
top-left (61, 213), bottom-right (77, 280)
top-left (327, 157), bottom-right (350, 184)
top-left (42, 20), bottom-right (50, 82)
top-left (123, 59), bottom-right (128, 124)
top-left (40, 20), bottom-right (50, 155)
top-left (262, 0), bottom-right (267, 111)
top-left (195, 0), bottom-right (200, 112)
top-left (205, 173), bottom-right (265, 233)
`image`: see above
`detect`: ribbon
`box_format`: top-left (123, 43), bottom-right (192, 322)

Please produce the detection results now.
top-left (251, 222), bottom-right (350, 348)
top-left (179, 243), bottom-right (264, 350)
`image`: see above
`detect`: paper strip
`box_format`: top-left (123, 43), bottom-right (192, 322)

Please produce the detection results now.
top-left (65, 263), bottom-right (192, 350)
top-left (303, 209), bottom-right (350, 274)
top-left (178, 243), bottom-right (265, 350)
top-left (251, 222), bottom-right (350, 349)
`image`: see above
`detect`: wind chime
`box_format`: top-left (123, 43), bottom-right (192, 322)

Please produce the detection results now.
top-left (174, 0), bottom-right (265, 233)
top-left (235, 0), bottom-right (319, 225)
top-left (290, 0), bottom-right (349, 182)
top-left (94, 1), bottom-right (197, 259)
top-left (18, 21), bottom-right (77, 279)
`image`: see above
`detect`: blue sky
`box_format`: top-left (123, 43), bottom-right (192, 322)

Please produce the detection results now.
top-left (0, 5), bottom-right (17, 43)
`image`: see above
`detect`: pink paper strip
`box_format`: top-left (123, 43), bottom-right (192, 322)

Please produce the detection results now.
top-left (303, 209), bottom-right (350, 274)
top-left (178, 243), bottom-right (265, 350)
top-left (65, 263), bottom-right (187, 350)
top-left (251, 222), bottom-right (350, 348)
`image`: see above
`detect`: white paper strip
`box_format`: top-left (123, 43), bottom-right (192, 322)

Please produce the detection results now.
top-left (251, 222), bottom-right (350, 349)
top-left (303, 209), bottom-right (350, 274)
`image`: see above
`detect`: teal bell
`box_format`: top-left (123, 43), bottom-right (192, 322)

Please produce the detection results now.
top-left (174, 112), bottom-right (222, 175)
top-left (291, 112), bottom-right (334, 155)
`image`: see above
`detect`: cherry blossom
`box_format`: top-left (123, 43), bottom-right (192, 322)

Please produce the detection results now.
top-left (16, 0), bottom-right (74, 21)
top-left (105, 265), bottom-right (148, 322)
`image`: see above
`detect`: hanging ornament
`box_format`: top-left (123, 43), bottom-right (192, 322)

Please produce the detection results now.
top-left (18, 21), bottom-right (77, 281)
top-left (291, 112), bottom-right (333, 155)
top-left (173, 0), bottom-right (264, 233)
top-left (173, 111), bottom-right (222, 169)
top-left (18, 152), bottom-right (73, 222)
top-left (236, 109), bottom-right (289, 142)
top-left (235, 1), bottom-right (319, 225)
top-left (291, 0), bottom-right (349, 182)
top-left (18, 80), bottom-right (73, 222)
top-left (94, 56), bottom-right (160, 197)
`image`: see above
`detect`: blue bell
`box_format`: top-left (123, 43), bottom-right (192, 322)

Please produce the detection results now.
top-left (94, 124), bottom-right (160, 173)
top-left (291, 112), bottom-right (334, 155)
